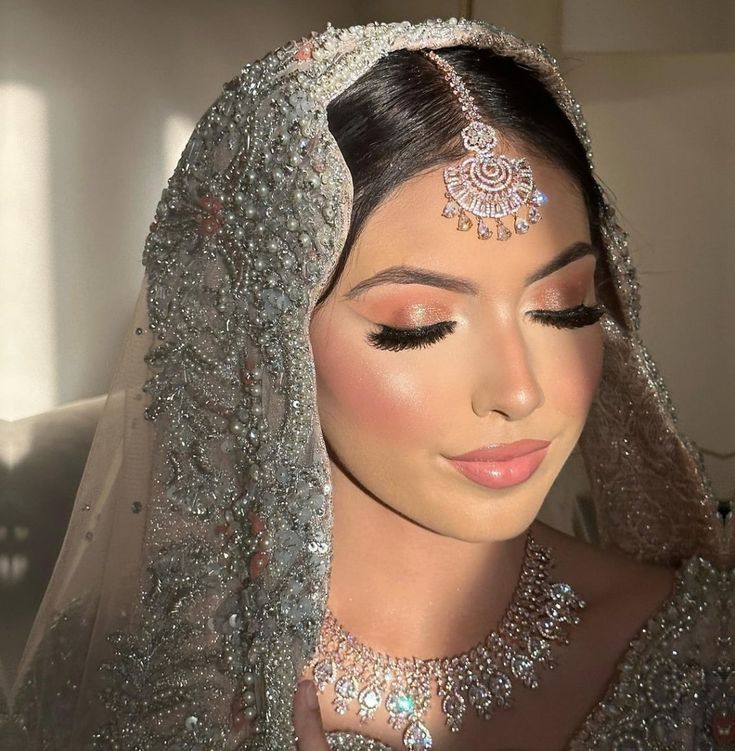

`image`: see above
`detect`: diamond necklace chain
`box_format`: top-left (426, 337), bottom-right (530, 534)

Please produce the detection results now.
top-left (308, 531), bottom-right (586, 751)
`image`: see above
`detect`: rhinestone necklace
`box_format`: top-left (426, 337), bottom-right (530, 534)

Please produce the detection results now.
top-left (308, 532), bottom-right (586, 751)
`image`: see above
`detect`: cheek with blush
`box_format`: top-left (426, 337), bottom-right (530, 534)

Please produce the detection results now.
top-left (309, 313), bottom-right (436, 445)
top-left (525, 266), bottom-right (604, 422)
top-left (537, 325), bottom-right (604, 421)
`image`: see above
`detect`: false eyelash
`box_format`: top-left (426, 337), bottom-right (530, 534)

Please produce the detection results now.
top-left (366, 320), bottom-right (458, 352)
top-left (528, 303), bottom-right (607, 329)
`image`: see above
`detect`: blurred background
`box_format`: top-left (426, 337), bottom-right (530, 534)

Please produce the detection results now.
top-left (1, 0), bottom-right (734, 682)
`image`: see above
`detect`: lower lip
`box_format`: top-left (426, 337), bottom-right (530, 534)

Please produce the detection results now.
top-left (447, 446), bottom-right (549, 490)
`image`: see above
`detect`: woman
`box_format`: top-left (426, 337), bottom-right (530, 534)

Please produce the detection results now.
top-left (9, 18), bottom-right (733, 751)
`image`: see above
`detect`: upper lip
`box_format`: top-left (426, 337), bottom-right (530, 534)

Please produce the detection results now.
top-left (448, 439), bottom-right (550, 462)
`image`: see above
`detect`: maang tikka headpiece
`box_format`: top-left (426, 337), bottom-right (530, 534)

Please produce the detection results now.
top-left (421, 49), bottom-right (548, 241)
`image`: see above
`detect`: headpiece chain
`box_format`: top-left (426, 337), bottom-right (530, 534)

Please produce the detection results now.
top-left (420, 49), bottom-right (548, 241)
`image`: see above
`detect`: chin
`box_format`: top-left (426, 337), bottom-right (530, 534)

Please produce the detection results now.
top-left (417, 463), bottom-right (561, 543)
top-left (409, 490), bottom-right (546, 544)
top-left (448, 509), bottom-right (541, 544)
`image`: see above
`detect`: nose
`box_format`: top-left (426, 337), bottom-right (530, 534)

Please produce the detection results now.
top-left (471, 323), bottom-right (544, 421)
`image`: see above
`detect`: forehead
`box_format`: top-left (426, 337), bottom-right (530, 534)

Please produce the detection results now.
top-left (340, 155), bottom-right (591, 290)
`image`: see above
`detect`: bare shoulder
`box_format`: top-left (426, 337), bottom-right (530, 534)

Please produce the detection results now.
top-left (530, 519), bottom-right (677, 631)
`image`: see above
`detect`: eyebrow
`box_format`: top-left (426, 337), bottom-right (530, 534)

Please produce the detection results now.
top-left (342, 241), bottom-right (597, 300)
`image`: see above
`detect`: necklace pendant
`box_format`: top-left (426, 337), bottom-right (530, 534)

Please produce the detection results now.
top-left (486, 671), bottom-right (513, 708)
top-left (468, 682), bottom-right (496, 720)
top-left (440, 691), bottom-right (466, 732)
top-left (333, 675), bottom-right (358, 715)
top-left (309, 533), bottom-right (587, 748)
top-left (511, 653), bottom-right (538, 688)
top-left (386, 691), bottom-right (416, 729)
top-left (357, 686), bottom-right (382, 721)
top-left (403, 719), bottom-right (433, 750)
top-left (312, 658), bottom-right (336, 690)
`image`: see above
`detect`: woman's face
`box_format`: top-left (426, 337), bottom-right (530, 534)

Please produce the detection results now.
top-left (309, 152), bottom-right (604, 543)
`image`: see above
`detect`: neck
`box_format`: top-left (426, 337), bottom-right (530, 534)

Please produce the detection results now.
top-left (326, 459), bottom-right (531, 659)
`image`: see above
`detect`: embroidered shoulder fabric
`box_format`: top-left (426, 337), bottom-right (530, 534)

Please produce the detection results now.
top-left (325, 556), bottom-right (734, 750)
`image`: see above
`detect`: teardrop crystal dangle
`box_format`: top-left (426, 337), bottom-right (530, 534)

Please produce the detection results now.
top-left (514, 216), bottom-right (530, 234)
top-left (333, 675), bottom-right (359, 714)
top-left (496, 222), bottom-right (512, 241)
top-left (457, 211), bottom-right (472, 232)
top-left (477, 217), bottom-right (491, 240)
top-left (312, 658), bottom-right (336, 690)
top-left (357, 685), bottom-right (382, 721)
top-left (442, 195), bottom-right (460, 218)
top-left (403, 719), bottom-right (433, 750)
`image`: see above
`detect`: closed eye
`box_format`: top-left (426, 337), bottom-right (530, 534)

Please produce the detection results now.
top-left (366, 321), bottom-right (457, 352)
top-left (366, 303), bottom-right (607, 352)
top-left (527, 303), bottom-right (607, 329)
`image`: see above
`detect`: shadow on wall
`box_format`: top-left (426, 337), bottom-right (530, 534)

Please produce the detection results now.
top-left (3, 0), bottom-right (367, 418)
top-left (0, 396), bottom-right (106, 684)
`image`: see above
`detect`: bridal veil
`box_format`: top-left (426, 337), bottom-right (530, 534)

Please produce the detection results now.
top-left (7, 18), bottom-right (732, 750)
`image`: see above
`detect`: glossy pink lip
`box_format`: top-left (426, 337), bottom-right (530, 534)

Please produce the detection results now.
top-left (446, 439), bottom-right (550, 490)
top-left (448, 439), bottom-right (550, 462)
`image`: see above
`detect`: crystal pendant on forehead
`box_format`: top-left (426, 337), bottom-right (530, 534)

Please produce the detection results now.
top-left (422, 46), bottom-right (548, 242)
top-left (443, 121), bottom-right (536, 226)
